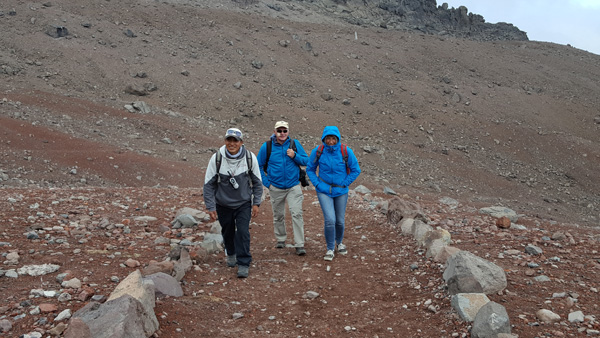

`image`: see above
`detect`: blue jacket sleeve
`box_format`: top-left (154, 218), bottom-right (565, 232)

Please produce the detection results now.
top-left (306, 148), bottom-right (318, 183)
top-left (341, 146), bottom-right (361, 187)
top-left (292, 140), bottom-right (309, 166)
top-left (306, 147), bottom-right (326, 191)
top-left (256, 142), bottom-right (270, 188)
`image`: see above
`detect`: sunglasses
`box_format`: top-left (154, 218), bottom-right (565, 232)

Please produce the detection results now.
top-left (276, 129), bottom-right (288, 134)
top-left (226, 129), bottom-right (242, 137)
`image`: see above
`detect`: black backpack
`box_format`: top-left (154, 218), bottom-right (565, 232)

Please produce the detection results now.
top-left (265, 139), bottom-right (309, 187)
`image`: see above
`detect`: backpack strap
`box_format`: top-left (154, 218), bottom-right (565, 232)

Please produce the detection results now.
top-left (315, 144), bottom-right (324, 163)
top-left (215, 151), bottom-right (222, 183)
top-left (264, 141), bottom-right (272, 172)
top-left (215, 149), bottom-right (252, 183)
top-left (340, 143), bottom-right (350, 174)
top-left (246, 150), bottom-right (252, 176)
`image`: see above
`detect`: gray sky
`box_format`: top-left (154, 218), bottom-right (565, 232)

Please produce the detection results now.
top-left (443, 0), bottom-right (600, 55)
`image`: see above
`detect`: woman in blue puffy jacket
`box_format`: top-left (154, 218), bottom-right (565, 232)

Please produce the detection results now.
top-left (306, 126), bottom-right (361, 261)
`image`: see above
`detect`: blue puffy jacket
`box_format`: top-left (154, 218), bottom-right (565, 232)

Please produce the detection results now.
top-left (257, 135), bottom-right (309, 189)
top-left (307, 126), bottom-right (361, 197)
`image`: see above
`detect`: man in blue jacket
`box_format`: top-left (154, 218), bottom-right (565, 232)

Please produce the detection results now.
top-left (257, 121), bottom-right (309, 255)
top-left (306, 126), bottom-right (361, 261)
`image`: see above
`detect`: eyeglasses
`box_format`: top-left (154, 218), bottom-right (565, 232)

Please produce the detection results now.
top-left (276, 129), bottom-right (288, 134)
top-left (226, 129), bottom-right (242, 137)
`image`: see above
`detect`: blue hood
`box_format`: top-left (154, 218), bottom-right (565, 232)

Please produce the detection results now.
top-left (321, 126), bottom-right (341, 143)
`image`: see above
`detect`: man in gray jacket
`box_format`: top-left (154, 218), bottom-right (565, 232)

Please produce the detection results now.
top-left (204, 128), bottom-right (263, 278)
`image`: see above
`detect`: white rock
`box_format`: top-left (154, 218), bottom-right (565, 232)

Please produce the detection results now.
top-left (44, 291), bottom-right (57, 298)
top-left (4, 270), bottom-right (18, 278)
top-left (62, 278), bottom-right (82, 289)
top-left (537, 309), bottom-right (561, 323)
top-left (568, 311), bottom-right (585, 323)
top-left (303, 291), bottom-right (320, 299)
top-left (54, 308), bottom-right (72, 321)
top-left (17, 264), bottom-right (60, 276)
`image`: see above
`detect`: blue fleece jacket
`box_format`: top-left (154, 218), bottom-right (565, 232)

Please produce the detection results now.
top-left (306, 126), bottom-right (361, 197)
top-left (257, 135), bottom-right (309, 189)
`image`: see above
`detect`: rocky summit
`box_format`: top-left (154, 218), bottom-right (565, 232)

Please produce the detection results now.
top-left (0, 0), bottom-right (599, 337)
top-left (303, 0), bottom-right (529, 41)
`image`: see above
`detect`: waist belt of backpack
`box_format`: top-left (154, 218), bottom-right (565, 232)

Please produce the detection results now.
top-left (319, 176), bottom-right (346, 188)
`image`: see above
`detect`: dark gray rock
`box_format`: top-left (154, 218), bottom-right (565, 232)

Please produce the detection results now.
top-left (386, 197), bottom-right (422, 225)
top-left (171, 214), bottom-right (198, 228)
top-left (65, 295), bottom-right (156, 338)
top-left (144, 272), bottom-right (183, 297)
top-left (525, 244), bottom-right (543, 255)
top-left (46, 25), bottom-right (69, 38)
top-left (443, 251), bottom-right (507, 295)
top-left (471, 301), bottom-right (511, 337)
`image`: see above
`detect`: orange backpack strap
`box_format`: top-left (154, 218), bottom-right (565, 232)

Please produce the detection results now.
top-left (340, 143), bottom-right (350, 174)
top-left (315, 144), bottom-right (325, 162)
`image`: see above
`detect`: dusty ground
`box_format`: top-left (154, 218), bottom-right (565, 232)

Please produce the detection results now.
top-left (1, 0), bottom-right (600, 337)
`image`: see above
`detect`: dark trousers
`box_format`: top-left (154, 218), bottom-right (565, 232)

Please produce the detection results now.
top-left (216, 201), bottom-right (252, 267)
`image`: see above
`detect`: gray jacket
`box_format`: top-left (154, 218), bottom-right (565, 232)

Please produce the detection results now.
top-left (203, 145), bottom-right (262, 211)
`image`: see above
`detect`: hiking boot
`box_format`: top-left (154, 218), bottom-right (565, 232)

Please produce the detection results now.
top-left (226, 255), bottom-right (237, 267)
top-left (337, 243), bottom-right (348, 255)
top-left (237, 265), bottom-right (249, 278)
top-left (295, 247), bottom-right (306, 256)
top-left (276, 241), bottom-right (285, 248)
top-left (323, 250), bottom-right (334, 261)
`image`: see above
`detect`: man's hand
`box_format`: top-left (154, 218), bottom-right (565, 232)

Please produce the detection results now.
top-left (286, 148), bottom-right (295, 158)
top-left (209, 210), bottom-right (217, 221)
top-left (251, 205), bottom-right (259, 218)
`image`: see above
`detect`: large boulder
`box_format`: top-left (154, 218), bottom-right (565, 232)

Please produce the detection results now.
top-left (451, 293), bottom-right (490, 322)
top-left (142, 260), bottom-right (174, 276)
top-left (443, 251), bottom-right (507, 295)
top-left (173, 248), bottom-right (193, 281)
top-left (400, 218), bottom-right (414, 235)
top-left (171, 214), bottom-right (198, 228)
top-left (471, 301), bottom-right (511, 337)
top-left (64, 295), bottom-right (156, 338)
top-left (386, 197), bottom-right (422, 225)
top-left (423, 229), bottom-right (452, 257)
top-left (144, 272), bottom-right (183, 297)
top-left (478, 206), bottom-right (518, 222)
top-left (434, 246), bottom-right (461, 263)
top-left (107, 270), bottom-right (159, 333)
top-left (412, 220), bottom-right (433, 244)
top-left (175, 207), bottom-right (209, 222)
top-left (422, 229), bottom-right (451, 247)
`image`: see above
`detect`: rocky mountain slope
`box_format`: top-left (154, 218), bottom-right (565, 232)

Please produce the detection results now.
top-left (1, 0), bottom-right (598, 226)
top-left (0, 0), bottom-right (600, 336)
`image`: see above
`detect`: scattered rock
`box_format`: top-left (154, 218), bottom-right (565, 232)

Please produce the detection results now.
top-left (479, 206), bottom-right (518, 222)
top-left (471, 302), bottom-right (511, 337)
top-left (443, 251), bottom-right (507, 295)
top-left (536, 309), bottom-right (560, 323)
top-left (451, 293), bottom-right (491, 322)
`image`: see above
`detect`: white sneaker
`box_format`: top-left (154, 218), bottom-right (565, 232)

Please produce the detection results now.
top-left (337, 243), bottom-right (348, 255)
top-left (324, 250), bottom-right (334, 261)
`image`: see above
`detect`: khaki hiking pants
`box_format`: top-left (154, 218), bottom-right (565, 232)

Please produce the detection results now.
top-left (269, 184), bottom-right (305, 247)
